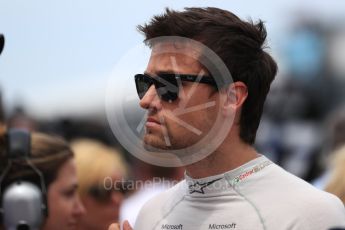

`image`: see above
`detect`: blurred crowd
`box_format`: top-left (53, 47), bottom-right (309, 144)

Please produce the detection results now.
top-left (256, 19), bottom-right (345, 184)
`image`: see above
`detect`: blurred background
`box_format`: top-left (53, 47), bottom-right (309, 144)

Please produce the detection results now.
top-left (1, 0), bottom-right (345, 211)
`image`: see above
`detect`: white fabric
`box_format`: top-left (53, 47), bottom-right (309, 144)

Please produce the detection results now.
top-left (135, 156), bottom-right (345, 230)
top-left (120, 182), bottom-right (171, 226)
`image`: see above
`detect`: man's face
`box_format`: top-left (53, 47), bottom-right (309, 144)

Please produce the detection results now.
top-left (139, 42), bottom-right (221, 151)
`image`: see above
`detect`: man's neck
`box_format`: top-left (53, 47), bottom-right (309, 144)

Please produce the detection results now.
top-left (185, 135), bottom-right (259, 179)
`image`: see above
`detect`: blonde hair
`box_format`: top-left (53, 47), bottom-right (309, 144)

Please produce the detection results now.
top-left (325, 145), bottom-right (345, 203)
top-left (71, 139), bottom-right (128, 196)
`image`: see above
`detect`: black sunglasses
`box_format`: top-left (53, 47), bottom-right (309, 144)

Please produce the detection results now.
top-left (134, 73), bottom-right (217, 102)
top-left (88, 182), bottom-right (130, 203)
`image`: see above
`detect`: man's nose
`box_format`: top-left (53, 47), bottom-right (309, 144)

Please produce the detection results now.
top-left (139, 85), bottom-right (162, 111)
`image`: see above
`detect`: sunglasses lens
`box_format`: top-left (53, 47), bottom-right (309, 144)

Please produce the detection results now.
top-left (89, 184), bottom-right (129, 203)
top-left (135, 74), bottom-right (152, 99)
top-left (134, 74), bottom-right (180, 102)
top-left (155, 74), bottom-right (179, 102)
top-left (157, 87), bottom-right (178, 101)
top-left (89, 186), bottom-right (112, 202)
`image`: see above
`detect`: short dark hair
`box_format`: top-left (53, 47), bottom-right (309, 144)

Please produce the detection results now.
top-left (138, 7), bottom-right (278, 145)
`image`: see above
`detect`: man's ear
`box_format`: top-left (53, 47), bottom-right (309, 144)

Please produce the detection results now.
top-left (221, 81), bottom-right (248, 117)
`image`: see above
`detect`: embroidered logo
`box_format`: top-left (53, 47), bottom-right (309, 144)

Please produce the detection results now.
top-left (232, 160), bottom-right (272, 185)
top-left (188, 178), bottom-right (222, 194)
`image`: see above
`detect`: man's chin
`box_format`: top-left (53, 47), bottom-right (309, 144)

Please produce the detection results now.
top-left (143, 135), bottom-right (170, 151)
top-left (143, 137), bottom-right (169, 152)
top-left (142, 135), bottom-right (192, 152)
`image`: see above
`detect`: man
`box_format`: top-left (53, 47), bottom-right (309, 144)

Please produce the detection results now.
top-left (110, 7), bottom-right (345, 230)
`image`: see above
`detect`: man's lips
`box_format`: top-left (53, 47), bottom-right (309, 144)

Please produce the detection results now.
top-left (146, 117), bottom-right (161, 128)
top-left (147, 117), bottom-right (160, 124)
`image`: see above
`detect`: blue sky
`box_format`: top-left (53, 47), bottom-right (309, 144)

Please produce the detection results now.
top-left (0, 0), bottom-right (344, 119)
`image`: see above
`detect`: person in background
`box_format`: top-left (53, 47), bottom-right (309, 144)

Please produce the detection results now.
top-left (120, 158), bottom-right (183, 226)
top-left (325, 145), bottom-right (345, 204)
top-left (0, 131), bottom-right (85, 230)
top-left (313, 107), bottom-right (345, 189)
top-left (0, 34), bottom-right (5, 130)
top-left (72, 139), bottom-right (128, 230)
